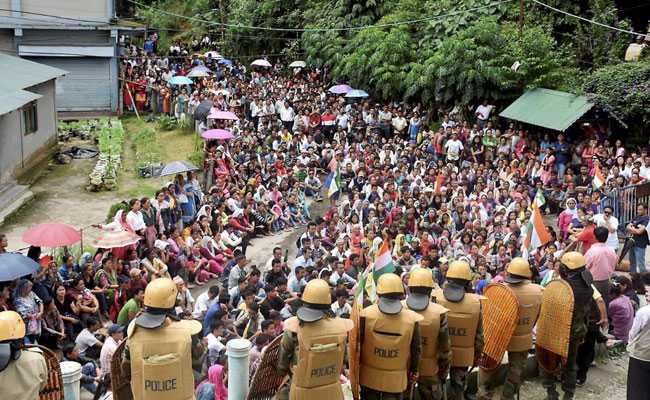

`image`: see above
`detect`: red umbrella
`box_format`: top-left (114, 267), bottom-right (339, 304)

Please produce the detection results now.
top-left (22, 223), bottom-right (81, 247)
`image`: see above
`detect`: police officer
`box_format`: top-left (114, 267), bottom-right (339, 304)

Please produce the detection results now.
top-left (541, 252), bottom-right (594, 400)
top-left (0, 310), bottom-right (48, 400)
top-left (359, 273), bottom-right (423, 400)
top-left (431, 260), bottom-right (484, 400)
top-left (124, 277), bottom-right (202, 400)
top-left (478, 257), bottom-right (542, 400)
top-left (404, 268), bottom-right (451, 400)
top-left (277, 278), bottom-right (353, 400)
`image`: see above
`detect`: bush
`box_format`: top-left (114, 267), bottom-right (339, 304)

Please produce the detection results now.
top-left (157, 115), bottom-right (177, 131)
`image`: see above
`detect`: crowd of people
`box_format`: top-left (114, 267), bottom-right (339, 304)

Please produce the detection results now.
top-left (1, 34), bottom-right (650, 400)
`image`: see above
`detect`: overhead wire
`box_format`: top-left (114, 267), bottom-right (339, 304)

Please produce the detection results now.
top-left (530, 0), bottom-right (648, 38)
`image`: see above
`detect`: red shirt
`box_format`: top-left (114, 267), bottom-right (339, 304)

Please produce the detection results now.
top-left (577, 225), bottom-right (597, 254)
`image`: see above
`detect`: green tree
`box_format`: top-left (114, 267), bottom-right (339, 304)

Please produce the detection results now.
top-left (582, 60), bottom-right (650, 135)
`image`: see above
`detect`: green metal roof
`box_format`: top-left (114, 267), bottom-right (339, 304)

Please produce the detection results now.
top-left (0, 89), bottom-right (43, 115)
top-left (0, 53), bottom-right (66, 92)
top-left (499, 88), bottom-right (593, 132)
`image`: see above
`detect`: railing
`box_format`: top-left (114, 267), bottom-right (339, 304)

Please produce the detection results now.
top-left (600, 182), bottom-right (650, 232)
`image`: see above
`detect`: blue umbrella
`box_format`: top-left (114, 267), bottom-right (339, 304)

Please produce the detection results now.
top-left (345, 89), bottom-right (369, 98)
top-left (0, 253), bottom-right (40, 281)
top-left (168, 76), bottom-right (194, 86)
top-left (218, 59), bottom-right (233, 66)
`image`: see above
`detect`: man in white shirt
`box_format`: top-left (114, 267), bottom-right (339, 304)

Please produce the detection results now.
top-left (331, 289), bottom-right (352, 318)
top-left (280, 100), bottom-right (295, 131)
top-left (329, 262), bottom-right (357, 288)
top-left (594, 205), bottom-right (620, 251)
top-left (205, 319), bottom-right (227, 365)
top-left (475, 99), bottom-right (494, 128)
top-left (192, 285), bottom-right (220, 319)
top-left (392, 112), bottom-right (408, 137)
top-left (444, 132), bottom-right (464, 164)
top-left (99, 325), bottom-right (123, 377)
top-left (75, 317), bottom-right (103, 359)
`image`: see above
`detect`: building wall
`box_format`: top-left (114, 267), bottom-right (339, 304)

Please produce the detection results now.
top-left (0, 78), bottom-right (57, 184)
top-left (0, 0), bottom-right (112, 21)
top-left (0, 110), bottom-right (22, 185)
top-left (0, 28), bottom-right (14, 53)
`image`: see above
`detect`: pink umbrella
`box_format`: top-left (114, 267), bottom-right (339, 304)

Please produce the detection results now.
top-left (202, 129), bottom-right (234, 140)
top-left (90, 229), bottom-right (141, 249)
top-left (22, 223), bottom-right (81, 247)
top-left (328, 84), bottom-right (352, 94)
top-left (207, 110), bottom-right (239, 121)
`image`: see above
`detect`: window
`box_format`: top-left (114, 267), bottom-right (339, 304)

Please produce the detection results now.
top-left (22, 102), bottom-right (38, 135)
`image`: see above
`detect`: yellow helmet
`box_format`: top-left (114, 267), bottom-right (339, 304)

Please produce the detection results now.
top-left (561, 251), bottom-right (586, 270)
top-left (376, 273), bottom-right (404, 295)
top-left (144, 278), bottom-right (178, 309)
top-left (408, 268), bottom-right (434, 288)
top-left (302, 279), bottom-right (332, 306)
top-left (297, 279), bottom-right (332, 322)
top-left (505, 257), bottom-right (532, 283)
top-left (0, 311), bottom-right (25, 341)
top-left (447, 260), bottom-right (472, 281)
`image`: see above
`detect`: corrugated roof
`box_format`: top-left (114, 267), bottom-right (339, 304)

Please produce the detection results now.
top-left (499, 88), bottom-right (593, 132)
top-left (0, 53), bottom-right (66, 92)
top-left (0, 89), bottom-right (43, 115)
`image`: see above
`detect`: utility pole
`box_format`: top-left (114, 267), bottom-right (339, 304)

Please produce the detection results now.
top-left (519, 0), bottom-right (525, 37)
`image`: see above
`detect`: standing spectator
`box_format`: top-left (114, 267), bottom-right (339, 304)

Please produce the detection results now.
top-left (475, 99), bottom-right (494, 128)
top-left (626, 203), bottom-right (650, 273)
top-left (627, 276), bottom-right (650, 400)
top-left (609, 281), bottom-right (635, 343)
top-left (585, 227), bottom-right (617, 304)
top-left (13, 279), bottom-right (43, 344)
top-left (594, 205), bottom-right (619, 251)
top-left (99, 325), bottom-right (124, 377)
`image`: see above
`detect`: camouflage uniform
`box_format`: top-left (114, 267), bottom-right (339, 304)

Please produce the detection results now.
top-left (448, 318), bottom-right (484, 400)
top-left (478, 350), bottom-right (527, 400)
top-left (408, 314), bottom-right (452, 400)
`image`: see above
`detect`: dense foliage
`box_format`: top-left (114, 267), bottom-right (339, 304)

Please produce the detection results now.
top-left (134, 0), bottom-right (648, 129)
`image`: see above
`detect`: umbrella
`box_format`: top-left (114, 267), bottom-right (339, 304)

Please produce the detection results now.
top-left (251, 59), bottom-right (272, 68)
top-left (0, 253), bottom-right (40, 281)
top-left (90, 230), bottom-right (142, 249)
top-left (218, 59), bottom-right (233, 66)
top-left (202, 129), bottom-right (234, 140)
top-left (345, 89), bottom-right (369, 98)
top-left (168, 76), bottom-right (193, 86)
top-left (289, 60), bottom-right (306, 68)
top-left (187, 69), bottom-right (210, 78)
top-left (187, 65), bottom-right (211, 78)
top-left (22, 223), bottom-right (81, 247)
top-left (207, 110), bottom-right (239, 121)
top-left (328, 84), bottom-right (352, 94)
top-left (160, 160), bottom-right (199, 177)
top-left (204, 51), bottom-right (222, 59)
top-left (194, 100), bottom-right (214, 120)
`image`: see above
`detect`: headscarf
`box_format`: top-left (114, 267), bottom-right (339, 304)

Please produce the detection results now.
top-left (206, 364), bottom-right (228, 400)
top-left (563, 198), bottom-right (578, 218)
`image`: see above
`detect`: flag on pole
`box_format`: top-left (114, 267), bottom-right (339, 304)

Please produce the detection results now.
top-left (372, 240), bottom-right (396, 279)
top-left (534, 189), bottom-right (546, 208)
top-left (324, 170), bottom-right (340, 198)
top-left (593, 165), bottom-right (605, 190)
top-left (523, 204), bottom-right (551, 255)
top-left (434, 173), bottom-right (444, 193)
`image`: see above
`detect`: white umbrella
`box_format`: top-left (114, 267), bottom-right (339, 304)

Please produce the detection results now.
top-left (204, 51), bottom-right (222, 59)
top-left (251, 59), bottom-right (272, 68)
top-left (289, 60), bottom-right (306, 68)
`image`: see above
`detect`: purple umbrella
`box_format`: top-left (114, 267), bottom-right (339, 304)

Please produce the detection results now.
top-left (202, 129), bottom-right (234, 140)
top-left (328, 84), bottom-right (352, 94)
top-left (207, 110), bottom-right (239, 121)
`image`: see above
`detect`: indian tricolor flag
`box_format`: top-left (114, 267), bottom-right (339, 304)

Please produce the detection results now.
top-left (524, 204), bottom-right (551, 255)
top-left (363, 240), bottom-right (396, 303)
top-left (593, 165), bottom-right (605, 190)
top-left (434, 173), bottom-right (444, 193)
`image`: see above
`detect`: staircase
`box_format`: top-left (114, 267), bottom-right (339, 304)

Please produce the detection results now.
top-left (0, 182), bottom-right (34, 226)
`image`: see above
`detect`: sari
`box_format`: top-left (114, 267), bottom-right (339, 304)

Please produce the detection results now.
top-left (196, 364), bottom-right (228, 400)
